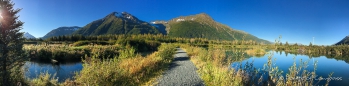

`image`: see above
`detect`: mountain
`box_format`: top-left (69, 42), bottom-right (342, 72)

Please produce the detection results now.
top-left (151, 21), bottom-right (168, 35)
top-left (335, 36), bottom-right (349, 45)
top-left (153, 13), bottom-right (270, 43)
top-left (72, 12), bottom-right (160, 36)
top-left (23, 32), bottom-right (36, 39)
top-left (42, 26), bottom-right (81, 39)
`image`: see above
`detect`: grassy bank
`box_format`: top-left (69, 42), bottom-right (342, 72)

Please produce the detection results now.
top-left (245, 46), bottom-right (266, 57)
top-left (27, 43), bottom-right (177, 86)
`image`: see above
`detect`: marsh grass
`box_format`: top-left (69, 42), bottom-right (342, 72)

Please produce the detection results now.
top-left (181, 44), bottom-right (333, 86)
top-left (23, 44), bottom-right (120, 62)
top-left (27, 44), bottom-right (176, 86)
top-left (245, 47), bottom-right (266, 57)
top-left (28, 71), bottom-right (59, 86)
top-left (60, 44), bottom-right (177, 86)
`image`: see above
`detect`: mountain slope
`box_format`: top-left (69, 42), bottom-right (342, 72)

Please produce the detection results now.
top-left (24, 32), bottom-right (36, 39)
top-left (335, 36), bottom-right (349, 45)
top-left (151, 21), bottom-right (168, 35)
top-left (154, 13), bottom-right (270, 43)
top-left (72, 12), bottom-right (160, 36)
top-left (42, 26), bottom-right (81, 39)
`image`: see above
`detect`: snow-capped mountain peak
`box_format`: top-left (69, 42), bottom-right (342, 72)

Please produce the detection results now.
top-left (24, 32), bottom-right (36, 39)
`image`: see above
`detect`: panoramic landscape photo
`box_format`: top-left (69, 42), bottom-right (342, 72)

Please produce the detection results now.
top-left (1, 0), bottom-right (349, 86)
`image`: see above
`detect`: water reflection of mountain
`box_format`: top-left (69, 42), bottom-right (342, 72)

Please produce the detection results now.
top-left (274, 50), bottom-right (349, 64)
top-left (324, 54), bottom-right (349, 64)
top-left (224, 47), bottom-right (349, 64)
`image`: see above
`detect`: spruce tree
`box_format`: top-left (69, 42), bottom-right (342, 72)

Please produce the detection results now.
top-left (309, 42), bottom-right (313, 47)
top-left (0, 0), bottom-right (25, 85)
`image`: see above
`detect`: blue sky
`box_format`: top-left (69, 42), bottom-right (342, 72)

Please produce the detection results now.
top-left (12, 0), bottom-right (349, 45)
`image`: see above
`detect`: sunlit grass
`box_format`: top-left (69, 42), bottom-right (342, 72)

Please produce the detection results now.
top-left (28, 72), bottom-right (59, 86)
top-left (23, 44), bottom-right (120, 62)
top-left (26, 44), bottom-right (176, 85)
top-left (181, 44), bottom-right (332, 86)
top-left (245, 47), bottom-right (266, 57)
top-left (62, 43), bottom-right (176, 85)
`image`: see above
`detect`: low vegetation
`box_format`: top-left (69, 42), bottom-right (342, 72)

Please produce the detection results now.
top-left (245, 46), bottom-right (266, 57)
top-left (181, 44), bottom-right (332, 86)
top-left (27, 44), bottom-right (177, 85)
top-left (24, 44), bottom-right (119, 62)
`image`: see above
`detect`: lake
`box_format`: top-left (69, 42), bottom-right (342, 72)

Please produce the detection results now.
top-left (24, 61), bottom-right (83, 82)
top-left (231, 50), bottom-right (349, 86)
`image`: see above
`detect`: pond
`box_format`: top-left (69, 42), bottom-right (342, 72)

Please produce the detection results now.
top-left (24, 61), bottom-right (83, 82)
top-left (231, 51), bottom-right (349, 86)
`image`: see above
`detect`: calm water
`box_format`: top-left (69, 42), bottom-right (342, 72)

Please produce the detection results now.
top-left (24, 61), bottom-right (83, 82)
top-left (231, 51), bottom-right (349, 86)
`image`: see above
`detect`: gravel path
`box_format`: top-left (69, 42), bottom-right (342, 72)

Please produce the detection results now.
top-left (155, 48), bottom-right (205, 86)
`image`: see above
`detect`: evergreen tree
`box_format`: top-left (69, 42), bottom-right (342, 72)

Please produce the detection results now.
top-left (285, 41), bottom-right (289, 46)
top-left (0, 0), bottom-right (26, 85)
top-left (309, 42), bottom-right (313, 47)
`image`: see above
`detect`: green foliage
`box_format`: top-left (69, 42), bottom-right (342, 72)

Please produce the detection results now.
top-left (118, 46), bottom-right (136, 59)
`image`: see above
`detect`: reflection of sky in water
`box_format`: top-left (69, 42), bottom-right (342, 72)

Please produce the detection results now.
top-left (25, 62), bottom-right (83, 82)
top-left (231, 51), bottom-right (349, 86)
